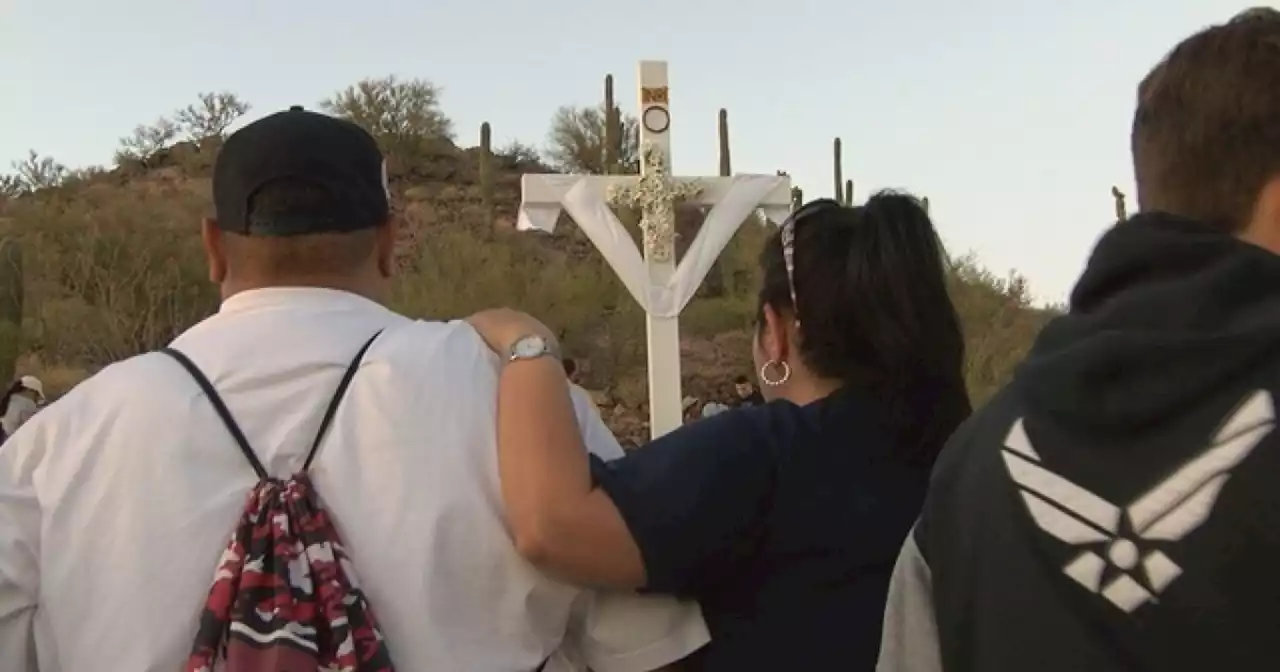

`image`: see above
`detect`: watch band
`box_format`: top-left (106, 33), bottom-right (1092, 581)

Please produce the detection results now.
top-left (507, 334), bottom-right (560, 363)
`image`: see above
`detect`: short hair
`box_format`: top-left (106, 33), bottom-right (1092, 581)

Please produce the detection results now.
top-left (224, 179), bottom-right (380, 276)
top-left (734, 375), bottom-right (750, 385)
top-left (1132, 8), bottom-right (1280, 230)
top-left (757, 192), bottom-right (970, 465)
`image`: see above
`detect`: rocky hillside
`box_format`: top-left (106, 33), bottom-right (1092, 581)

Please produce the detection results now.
top-left (0, 120), bottom-right (1051, 448)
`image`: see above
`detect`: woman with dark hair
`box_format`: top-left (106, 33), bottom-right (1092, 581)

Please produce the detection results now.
top-left (468, 192), bottom-right (972, 671)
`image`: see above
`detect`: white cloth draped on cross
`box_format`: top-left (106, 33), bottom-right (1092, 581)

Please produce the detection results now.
top-left (517, 61), bottom-right (792, 437)
top-left (516, 149), bottom-right (790, 318)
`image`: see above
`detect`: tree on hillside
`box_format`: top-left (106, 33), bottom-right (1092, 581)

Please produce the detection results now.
top-left (174, 91), bottom-right (250, 141)
top-left (115, 118), bottom-right (179, 164)
top-left (545, 104), bottom-right (639, 174)
top-left (497, 140), bottom-right (542, 166)
top-left (321, 77), bottom-right (455, 157)
top-left (0, 175), bottom-right (25, 199)
top-left (12, 151), bottom-right (66, 191)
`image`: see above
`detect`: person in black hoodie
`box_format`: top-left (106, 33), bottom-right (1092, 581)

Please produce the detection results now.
top-left (877, 8), bottom-right (1280, 672)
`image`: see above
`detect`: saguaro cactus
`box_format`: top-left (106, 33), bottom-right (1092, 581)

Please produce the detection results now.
top-left (833, 137), bottom-right (845, 204)
top-left (700, 108), bottom-right (733, 297)
top-left (0, 238), bottom-right (23, 386)
top-left (479, 122), bottom-right (495, 229)
top-left (604, 75), bottom-right (620, 174)
top-left (1111, 186), bottom-right (1128, 220)
top-left (718, 109), bottom-right (731, 176)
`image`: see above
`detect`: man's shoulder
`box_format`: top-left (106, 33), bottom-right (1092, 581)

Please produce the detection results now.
top-left (379, 318), bottom-right (494, 363)
top-left (79, 319), bottom-right (491, 405)
top-left (59, 351), bottom-right (176, 403)
top-left (7, 353), bottom-right (174, 453)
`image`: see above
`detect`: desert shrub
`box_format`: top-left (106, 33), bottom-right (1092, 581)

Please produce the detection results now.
top-left (545, 104), bottom-right (640, 175)
top-left (322, 77), bottom-right (455, 165)
top-left (391, 227), bottom-right (649, 388)
top-left (6, 184), bottom-right (215, 366)
top-left (174, 92), bottom-right (250, 141)
top-left (114, 93), bottom-right (250, 165)
top-left (948, 254), bottom-right (1055, 403)
top-left (0, 87), bottom-right (1051, 411)
top-left (11, 151), bottom-right (67, 191)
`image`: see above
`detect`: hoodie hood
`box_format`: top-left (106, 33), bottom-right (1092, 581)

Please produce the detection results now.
top-left (1017, 213), bottom-right (1280, 432)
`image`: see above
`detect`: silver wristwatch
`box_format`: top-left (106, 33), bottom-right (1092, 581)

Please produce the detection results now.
top-left (507, 334), bottom-right (560, 363)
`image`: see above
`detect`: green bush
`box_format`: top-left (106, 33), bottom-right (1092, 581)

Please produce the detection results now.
top-left (0, 82), bottom-right (1054, 413)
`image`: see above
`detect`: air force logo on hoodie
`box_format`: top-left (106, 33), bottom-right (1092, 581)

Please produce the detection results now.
top-left (1001, 391), bottom-right (1275, 613)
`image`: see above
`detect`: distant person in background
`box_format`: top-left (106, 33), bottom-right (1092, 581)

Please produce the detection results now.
top-left (682, 396), bottom-right (701, 424)
top-left (563, 357), bottom-right (579, 383)
top-left (731, 375), bottom-right (763, 407)
top-left (700, 401), bottom-right (730, 419)
top-left (471, 192), bottom-right (973, 671)
top-left (0, 375), bottom-right (44, 439)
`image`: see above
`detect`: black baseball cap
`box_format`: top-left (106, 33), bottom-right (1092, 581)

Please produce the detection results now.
top-left (213, 105), bottom-right (390, 236)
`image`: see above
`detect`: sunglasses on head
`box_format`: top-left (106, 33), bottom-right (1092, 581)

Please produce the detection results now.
top-left (779, 199), bottom-right (844, 327)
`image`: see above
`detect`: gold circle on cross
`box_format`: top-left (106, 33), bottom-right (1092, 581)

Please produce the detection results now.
top-left (642, 106), bottom-right (670, 134)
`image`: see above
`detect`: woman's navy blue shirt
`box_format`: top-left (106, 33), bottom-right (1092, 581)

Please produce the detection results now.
top-left (590, 387), bottom-right (933, 671)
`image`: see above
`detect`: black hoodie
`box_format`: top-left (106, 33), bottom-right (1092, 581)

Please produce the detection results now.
top-left (876, 213), bottom-right (1280, 672)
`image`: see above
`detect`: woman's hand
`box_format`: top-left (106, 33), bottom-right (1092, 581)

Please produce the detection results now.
top-left (466, 308), bottom-right (558, 356)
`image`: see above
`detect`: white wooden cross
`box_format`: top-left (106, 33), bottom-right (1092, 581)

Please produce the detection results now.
top-left (517, 61), bottom-right (792, 439)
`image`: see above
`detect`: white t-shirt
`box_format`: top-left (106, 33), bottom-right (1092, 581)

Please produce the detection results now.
top-left (0, 393), bottom-right (38, 437)
top-left (0, 287), bottom-right (706, 672)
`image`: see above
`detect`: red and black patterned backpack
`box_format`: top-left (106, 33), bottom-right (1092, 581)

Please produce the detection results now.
top-left (162, 332), bottom-right (395, 672)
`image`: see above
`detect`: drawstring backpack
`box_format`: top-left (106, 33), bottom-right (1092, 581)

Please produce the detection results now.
top-left (162, 332), bottom-right (395, 672)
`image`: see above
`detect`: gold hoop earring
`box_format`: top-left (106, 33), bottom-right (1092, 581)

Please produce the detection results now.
top-left (759, 360), bottom-right (791, 387)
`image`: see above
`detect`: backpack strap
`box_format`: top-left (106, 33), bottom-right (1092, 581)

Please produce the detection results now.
top-left (160, 330), bottom-right (383, 480)
top-left (160, 347), bottom-right (268, 481)
top-left (303, 330), bottom-right (383, 471)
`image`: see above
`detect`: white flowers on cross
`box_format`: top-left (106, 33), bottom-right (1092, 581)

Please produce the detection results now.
top-left (606, 142), bottom-right (704, 262)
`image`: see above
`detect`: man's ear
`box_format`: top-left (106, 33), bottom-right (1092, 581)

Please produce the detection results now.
top-left (375, 219), bottom-right (396, 278)
top-left (201, 218), bottom-right (227, 283)
top-left (1244, 175), bottom-right (1280, 256)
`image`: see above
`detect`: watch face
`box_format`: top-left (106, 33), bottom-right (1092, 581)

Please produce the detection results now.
top-left (514, 335), bottom-right (546, 359)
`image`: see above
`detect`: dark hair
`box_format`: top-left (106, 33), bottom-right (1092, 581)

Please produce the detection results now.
top-left (228, 179), bottom-right (379, 276)
top-left (757, 191), bottom-right (970, 465)
top-left (563, 358), bottom-right (577, 377)
top-left (1132, 7), bottom-right (1280, 231)
top-left (245, 179), bottom-right (352, 235)
top-left (0, 380), bottom-right (24, 417)
top-left (734, 375), bottom-right (750, 385)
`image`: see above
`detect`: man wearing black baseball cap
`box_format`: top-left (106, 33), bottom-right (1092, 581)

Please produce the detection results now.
top-left (204, 104), bottom-right (396, 301)
top-left (0, 107), bottom-right (708, 670)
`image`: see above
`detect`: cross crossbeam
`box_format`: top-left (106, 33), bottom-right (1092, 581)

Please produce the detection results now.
top-left (517, 61), bottom-right (792, 438)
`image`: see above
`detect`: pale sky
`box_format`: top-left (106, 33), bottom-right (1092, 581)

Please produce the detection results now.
top-left (0, 0), bottom-right (1247, 302)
